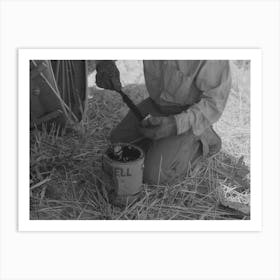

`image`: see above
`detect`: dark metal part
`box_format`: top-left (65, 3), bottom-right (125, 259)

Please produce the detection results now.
top-left (116, 89), bottom-right (145, 121)
top-left (30, 110), bottom-right (64, 128)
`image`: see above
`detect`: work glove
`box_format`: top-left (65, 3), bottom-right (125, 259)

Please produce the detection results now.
top-left (96, 60), bottom-right (122, 92)
top-left (139, 115), bottom-right (177, 140)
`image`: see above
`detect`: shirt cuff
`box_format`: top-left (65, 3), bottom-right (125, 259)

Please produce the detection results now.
top-left (174, 112), bottom-right (191, 135)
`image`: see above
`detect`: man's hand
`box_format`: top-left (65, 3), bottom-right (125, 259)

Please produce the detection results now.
top-left (96, 60), bottom-right (122, 91)
top-left (139, 115), bottom-right (177, 140)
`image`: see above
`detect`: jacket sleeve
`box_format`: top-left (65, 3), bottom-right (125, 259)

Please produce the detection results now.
top-left (174, 61), bottom-right (232, 136)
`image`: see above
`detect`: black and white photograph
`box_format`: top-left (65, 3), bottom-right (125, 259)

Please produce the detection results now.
top-left (28, 57), bottom-right (251, 221)
top-left (2, 1), bottom-right (280, 279)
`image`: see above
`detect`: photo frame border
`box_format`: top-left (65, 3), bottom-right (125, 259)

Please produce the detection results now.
top-left (19, 48), bottom-right (262, 232)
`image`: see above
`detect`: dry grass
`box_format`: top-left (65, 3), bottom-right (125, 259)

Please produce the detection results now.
top-left (30, 61), bottom-right (250, 220)
top-left (215, 61), bottom-right (250, 165)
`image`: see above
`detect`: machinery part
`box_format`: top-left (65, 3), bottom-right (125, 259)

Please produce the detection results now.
top-left (30, 60), bottom-right (88, 128)
top-left (95, 67), bottom-right (145, 121)
top-left (30, 60), bottom-right (68, 127)
top-left (51, 60), bottom-right (88, 121)
top-left (30, 110), bottom-right (64, 128)
top-left (116, 89), bottom-right (146, 121)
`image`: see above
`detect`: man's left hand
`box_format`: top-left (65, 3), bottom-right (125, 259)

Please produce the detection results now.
top-left (139, 115), bottom-right (177, 140)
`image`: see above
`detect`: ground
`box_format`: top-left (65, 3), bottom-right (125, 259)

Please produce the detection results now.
top-left (30, 60), bottom-right (250, 220)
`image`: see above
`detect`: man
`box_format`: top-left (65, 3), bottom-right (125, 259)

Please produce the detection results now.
top-left (96, 60), bottom-right (232, 185)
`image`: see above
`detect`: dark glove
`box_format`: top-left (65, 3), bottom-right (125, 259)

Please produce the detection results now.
top-left (96, 60), bottom-right (122, 91)
top-left (139, 115), bottom-right (177, 140)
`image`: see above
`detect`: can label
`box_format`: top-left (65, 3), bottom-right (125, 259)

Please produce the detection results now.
top-left (102, 144), bottom-right (145, 196)
top-left (114, 167), bottom-right (132, 177)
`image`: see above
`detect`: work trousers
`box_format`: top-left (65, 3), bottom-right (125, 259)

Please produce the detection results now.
top-left (110, 98), bottom-right (204, 185)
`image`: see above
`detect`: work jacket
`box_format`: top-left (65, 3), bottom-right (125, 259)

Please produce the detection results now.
top-left (143, 60), bottom-right (232, 136)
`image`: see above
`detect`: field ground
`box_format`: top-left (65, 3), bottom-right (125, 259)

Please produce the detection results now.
top-left (30, 61), bottom-right (250, 220)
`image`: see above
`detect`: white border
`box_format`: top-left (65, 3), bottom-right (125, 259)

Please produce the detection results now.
top-left (18, 49), bottom-right (262, 232)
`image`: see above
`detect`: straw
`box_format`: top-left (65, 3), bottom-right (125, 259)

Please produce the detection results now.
top-left (30, 62), bottom-right (250, 220)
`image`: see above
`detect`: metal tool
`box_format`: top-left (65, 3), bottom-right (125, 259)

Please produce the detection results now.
top-left (115, 89), bottom-right (145, 121)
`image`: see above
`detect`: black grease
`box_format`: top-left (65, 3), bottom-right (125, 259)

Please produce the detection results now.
top-left (106, 145), bottom-right (141, 162)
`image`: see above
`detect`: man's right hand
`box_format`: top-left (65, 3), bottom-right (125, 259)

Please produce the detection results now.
top-left (96, 60), bottom-right (122, 92)
top-left (139, 115), bottom-right (177, 140)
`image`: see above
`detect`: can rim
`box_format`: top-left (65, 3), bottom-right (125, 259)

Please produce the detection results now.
top-left (104, 142), bottom-right (144, 164)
